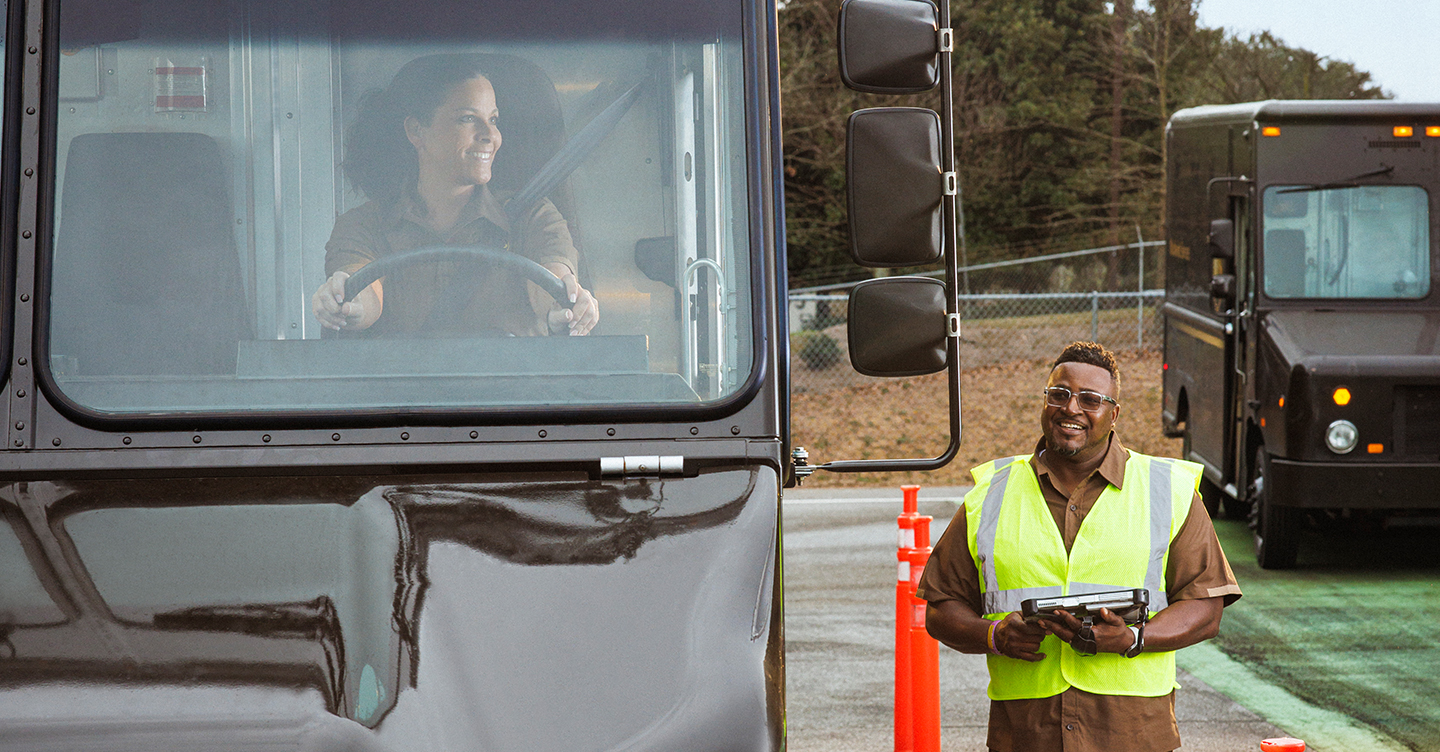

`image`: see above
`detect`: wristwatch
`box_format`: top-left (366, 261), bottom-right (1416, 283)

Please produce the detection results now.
top-left (1124, 623), bottom-right (1145, 658)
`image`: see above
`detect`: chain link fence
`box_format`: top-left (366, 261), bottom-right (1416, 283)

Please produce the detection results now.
top-left (789, 241), bottom-right (1166, 394)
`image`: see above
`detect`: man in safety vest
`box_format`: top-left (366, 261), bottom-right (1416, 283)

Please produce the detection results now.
top-left (918, 341), bottom-right (1241, 752)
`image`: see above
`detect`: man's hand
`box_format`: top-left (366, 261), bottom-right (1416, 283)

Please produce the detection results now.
top-left (1038, 607), bottom-right (1136, 655)
top-left (993, 613), bottom-right (1049, 662)
top-left (544, 264), bottom-right (599, 336)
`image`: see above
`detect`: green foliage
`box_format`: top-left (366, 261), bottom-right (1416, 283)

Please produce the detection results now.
top-left (1196, 31), bottom-right (1388, 102)
top-left (778, 0), bottom-right (1389, 289)
top-left (791, 330), bottom-right (843, 370)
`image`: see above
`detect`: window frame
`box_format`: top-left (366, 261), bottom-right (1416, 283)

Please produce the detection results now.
top-left (1258, 182), bottom-right (1435, 304)
top-left (29, 0), bottom-right (777, 432)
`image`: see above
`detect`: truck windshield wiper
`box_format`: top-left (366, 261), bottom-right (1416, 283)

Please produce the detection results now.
top-left (1276, 165), bottom-right (1395, 194)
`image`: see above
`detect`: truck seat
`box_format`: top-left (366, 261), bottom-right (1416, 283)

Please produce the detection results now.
top-left (1264, 229), bottom-right (1308, 297)
top-left (50, 132), bottom-right (247, 377)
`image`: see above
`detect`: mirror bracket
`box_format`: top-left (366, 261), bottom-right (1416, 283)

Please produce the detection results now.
top-left (937, 27), bottom-right (953, 52)
top-left (1211, 273), bottom-right (1237, 302)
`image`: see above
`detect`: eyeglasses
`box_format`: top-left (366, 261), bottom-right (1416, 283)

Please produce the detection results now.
top-left (1043, 386), bottom-right (1118, 412)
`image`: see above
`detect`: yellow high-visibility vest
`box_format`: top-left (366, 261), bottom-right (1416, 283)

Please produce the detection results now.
top-left (963, 451), bottom-right (1202, 700)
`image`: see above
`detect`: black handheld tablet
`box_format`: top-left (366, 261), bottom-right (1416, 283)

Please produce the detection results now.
top-left (1020, 588), bottom-right (1150, 624)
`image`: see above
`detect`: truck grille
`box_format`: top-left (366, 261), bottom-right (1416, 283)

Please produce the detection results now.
top-left (1395, 387), bottom-right (1440, 457)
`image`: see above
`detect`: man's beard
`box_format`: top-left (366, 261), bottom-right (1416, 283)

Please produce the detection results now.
top-left (1045, 436), bottom-right (1081, 457)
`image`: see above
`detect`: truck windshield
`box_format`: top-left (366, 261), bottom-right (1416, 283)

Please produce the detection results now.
top-left (46, 0), bottom-right (753, 416)
top-left (1262, 185), bottom-right (1430, 300)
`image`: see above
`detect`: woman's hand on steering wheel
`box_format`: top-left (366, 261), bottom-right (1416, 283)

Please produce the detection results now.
top-left (545, 263), bottom-right (599, 336)
top-left (313, 271), bottom-right (381, 331)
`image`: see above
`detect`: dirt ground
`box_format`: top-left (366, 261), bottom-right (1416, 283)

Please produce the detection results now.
top-left (791, 348), bottom-right (1181, 487)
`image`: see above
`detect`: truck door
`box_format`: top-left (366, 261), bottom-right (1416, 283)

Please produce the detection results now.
top-left (1230, 194), bottom-right (1256, 489)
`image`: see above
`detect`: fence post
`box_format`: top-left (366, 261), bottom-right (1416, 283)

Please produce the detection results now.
top-left (1090, 290), bottom-right (1099, 341)
top-left (1135, 228), bottom-right (1145, 349)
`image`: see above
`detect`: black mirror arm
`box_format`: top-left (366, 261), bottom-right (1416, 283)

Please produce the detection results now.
top-left (810, 0), bottom-right (961, 476)
top-left (816, 327), bottom-right (962, 473)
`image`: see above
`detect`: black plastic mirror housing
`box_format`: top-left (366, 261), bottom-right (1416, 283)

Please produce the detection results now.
top-left (847, 108), bottom-right (943, 268)
top-left (1209, 218), bottom-right (1235, 259)
top-left (847, 277), bottom-right (948, 377)
top-left (837, 0), bottom-right (941, 94)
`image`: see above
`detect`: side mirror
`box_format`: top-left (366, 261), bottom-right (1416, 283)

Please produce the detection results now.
top-left (837, 0), bottom-right (941, 94)
top-left (847, 108), bottom-right (943, 267)
top-left (1209, 218), bottom-right (1235, 259)
top-left (847, 277), bottom-right (948, 377)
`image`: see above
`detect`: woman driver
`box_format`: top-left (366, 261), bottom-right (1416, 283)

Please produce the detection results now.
top-left (312, 54), bottom-right (599, 336)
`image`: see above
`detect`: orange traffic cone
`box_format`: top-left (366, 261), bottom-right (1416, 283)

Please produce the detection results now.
top-left (894, 486), bottom-right (920, 752)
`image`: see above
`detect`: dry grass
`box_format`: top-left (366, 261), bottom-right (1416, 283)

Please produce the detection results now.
top-left (792, 348), bottom-right (1181, 487)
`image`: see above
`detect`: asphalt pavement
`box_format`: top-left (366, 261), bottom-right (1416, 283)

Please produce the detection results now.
top-left (779, 485), bottom-right (1375, 752)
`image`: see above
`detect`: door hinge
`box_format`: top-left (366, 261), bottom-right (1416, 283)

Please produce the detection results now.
top-left (600, 455), bottom-right (685, 478)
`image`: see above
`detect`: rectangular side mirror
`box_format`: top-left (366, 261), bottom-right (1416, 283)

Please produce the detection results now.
top-left (847, 108), bottom-right (943, 268)
top-left (837, 0), bottom-right (941, 94)
top-left (847, 277), bottom-right (948, 377)
top-left (1209, 218), bottom-right (1235, 259)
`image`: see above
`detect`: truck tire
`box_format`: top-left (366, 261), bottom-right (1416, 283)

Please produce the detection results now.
top-left (1249, 446), bottom-right (1299, 569)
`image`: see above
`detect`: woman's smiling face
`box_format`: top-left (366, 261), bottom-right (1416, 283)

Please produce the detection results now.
top-left (406, 75), bottom-right (501, 188)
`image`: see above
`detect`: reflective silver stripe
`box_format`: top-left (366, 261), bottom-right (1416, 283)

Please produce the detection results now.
top-left (1147, 458), bottom-right (1175, 612)
top-left (983, 585), bottom-right (1064, 616)
top-left (1068, 581), bottom-right (1133, 595)
top-left (975, 459), bottom-right (1017, 599)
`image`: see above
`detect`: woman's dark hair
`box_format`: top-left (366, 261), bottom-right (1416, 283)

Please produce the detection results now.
top-left (343, 54), bottom-right (493, 204)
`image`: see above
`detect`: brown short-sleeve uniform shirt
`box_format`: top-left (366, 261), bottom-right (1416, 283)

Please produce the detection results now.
top-left (325, 186), bottom-right (578, 337)
top-left (916, 434), bottom-right (1242, 752)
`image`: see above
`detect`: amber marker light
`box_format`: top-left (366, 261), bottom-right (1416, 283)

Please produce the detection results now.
top-left (1333, 387), bottom-right (1352, 406)
top-left (1394, 126), bottom-right (1415, 138)
top-left (1428, 126), bottom-right (1440, 138)
top-left (1261, 126), bottom-right (1281, 137)
top-left (1367, 444), bottom-right (1385, 454)
top-left (1278, 396), bottom-right (1285, 408)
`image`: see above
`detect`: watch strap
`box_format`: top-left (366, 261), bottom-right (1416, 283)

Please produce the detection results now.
top-left (1124, 623), bottom-right (1145, 658)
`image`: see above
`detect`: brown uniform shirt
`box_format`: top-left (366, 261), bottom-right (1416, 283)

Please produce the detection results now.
top-left (325, 186), bottom-right (578, 337)
top-left (916, 434), bottom-right (1242, 752)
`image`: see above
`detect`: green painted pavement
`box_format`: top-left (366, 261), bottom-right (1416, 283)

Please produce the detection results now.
top-left (1179, 517), bottom-right (1440, 752)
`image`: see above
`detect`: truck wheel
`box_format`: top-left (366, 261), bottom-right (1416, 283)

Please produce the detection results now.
top-left (1249, 447), bottom-right (1298, 569)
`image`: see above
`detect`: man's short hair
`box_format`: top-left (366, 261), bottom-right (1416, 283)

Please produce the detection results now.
top-left (1051, 341), bottom-right (1120, 393)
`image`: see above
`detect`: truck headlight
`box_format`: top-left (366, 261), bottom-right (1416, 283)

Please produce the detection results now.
top-left (1325, 419), bottom-right (1358, 454)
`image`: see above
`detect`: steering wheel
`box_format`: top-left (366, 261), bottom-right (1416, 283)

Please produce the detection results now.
top-left (341, 245), bottom-right (574, 309)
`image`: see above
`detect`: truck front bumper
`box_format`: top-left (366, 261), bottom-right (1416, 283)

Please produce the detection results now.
top-left (1269, 458), bottom-right (1440, 509)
